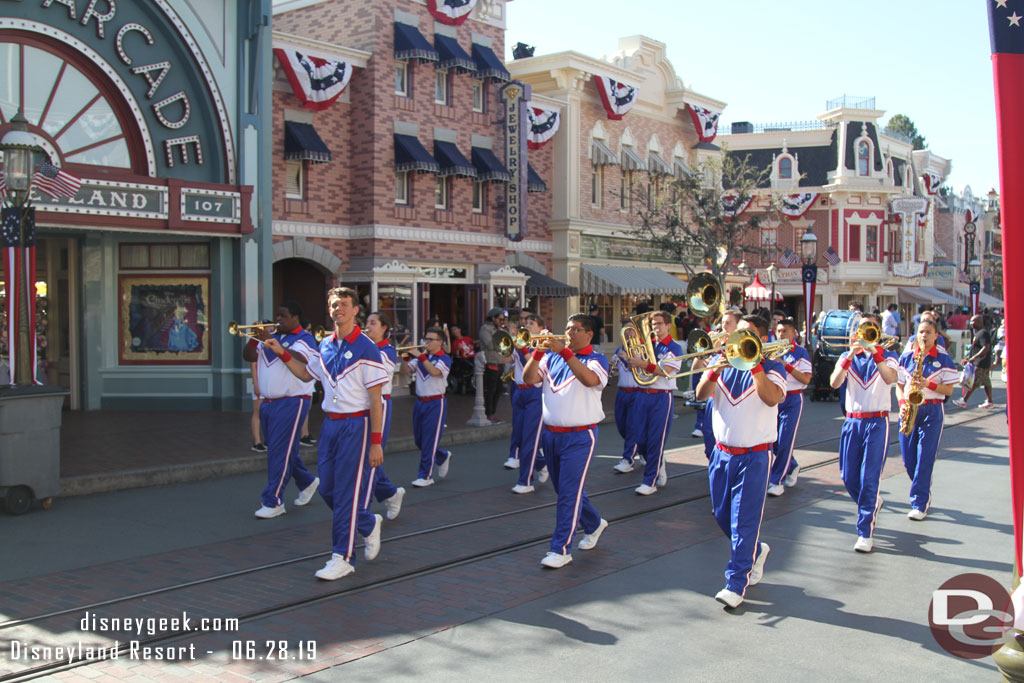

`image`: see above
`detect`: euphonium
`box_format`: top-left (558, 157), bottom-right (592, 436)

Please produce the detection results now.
top-left (899, 346), bottom-right (925, 435)
top-left (620, 312), bottom-right (658, 386)
top-left (685, 273), bottom-right (723, 321)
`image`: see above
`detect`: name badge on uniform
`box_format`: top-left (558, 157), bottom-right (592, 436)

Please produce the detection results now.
top-left (344, 351), bottom-right (353, 359)
top-left (283, 341), bottom-right (290, 348)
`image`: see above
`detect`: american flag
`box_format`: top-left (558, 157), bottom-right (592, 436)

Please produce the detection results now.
top-left (823, 245), bottom-right (841, 266)
top-left (778, 248), bottom-right (798, 267)
top-left (0, 170), bottom-right (6, 200)
top-left (33, 161), bottom-right (82, 199)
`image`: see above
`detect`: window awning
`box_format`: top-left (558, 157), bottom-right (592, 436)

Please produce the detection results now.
top-left (471, 147), bottom-right (511, 182)
top-left (434, 140), bottom-right (476, 177)
top-left (471, 43), bottom-right (509, 81)
top-left (980, 291), bottom-right (1005, 308)
top-left (395, 23), bottom-right (438, 62)
top-left (516, 266), bottom-right (578, 297)
top-left (284, 121), bottom-right (332, 163)
top-left (395, 134), bottom-right (440, 173)
top-left (674, 158), bottom-right (693, 179)
top-left (648, 152), bottom-right (671, 176)
top-left (898, 286), bottom-right (959, 305)
top-left (527, 163), bottom-right (547, 192)
top-left (591, 139), bottom-right (617, 166)
top-left (580, 264), bottom-right (688, 295)
top-left (620, 145), bottom-right (646, 172)
top-left (435, 34), bottom-right (476, 73)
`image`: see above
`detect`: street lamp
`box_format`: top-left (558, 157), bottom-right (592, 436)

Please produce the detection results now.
top-left (968, 257), bottom-right (982, 316)
top-left (766, 263), bottom-right (778, 311)
top-left (800, 227), bottom-right (819, 357)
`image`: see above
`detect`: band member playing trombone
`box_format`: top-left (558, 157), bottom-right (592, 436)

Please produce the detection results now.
top-left (242, 301), bottom-right (320, 519)
top-left (363, 312), bottom-right (405, 520)
top-left (400, 328), bottom-right (453, 487)
top-left (506, 314), bottom-right (550, 493)
top-left (626, 311), bottom-right (682, 495)
top-left (696, 315), bottom-right (786, 608)
top-left (695, 310), bottom-right (742, 459)
top-left (523, 314), bottom-right (609, 569)
top-left (767, 317), bottom-right (812, 497)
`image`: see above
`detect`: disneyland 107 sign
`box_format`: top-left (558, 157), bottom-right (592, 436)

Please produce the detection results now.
top-left (891, 196), bottom-right (929, 278)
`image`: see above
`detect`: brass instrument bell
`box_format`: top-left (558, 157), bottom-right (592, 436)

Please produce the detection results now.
top-left (227, 321), bottom-right (277, 338)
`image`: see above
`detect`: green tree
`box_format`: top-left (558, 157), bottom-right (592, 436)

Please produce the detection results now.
top-left (885, 113), bottom-right (926, 150)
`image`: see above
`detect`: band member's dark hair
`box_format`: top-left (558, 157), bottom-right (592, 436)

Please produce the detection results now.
top-left (327, 287), bottom-right (359, 310)
top-left (778, 316), bottom-right (797, 329)
top-left (568, 313), bottom-right (594, 333)
top-left (426, 326), bottom-right (444, 339)
top-left (772, 309), bottom-right (786, 318)
top-left (862, 313), bottom-right (882, 326)
top-left (526, 313), bottom-right (545, 327)
top-left (281, 299), bottom-right (302, 318)
top-left (742, 314), bottom-right (769, 338)
top-left (370, 311), bottom-right (392, 336)
top-left (651, 310), bottom-right (672, 326)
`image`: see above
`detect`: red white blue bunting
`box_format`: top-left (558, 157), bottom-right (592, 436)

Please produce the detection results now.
top-left (526, 104), bottom-right (560, 150)
top-left (687, 104), bottom-right (721, 143)
top-left (721, 194), bottom-right (752, 221)
top-left (592, 76), bottom-right (638, 120)
top-left (427, 0), bottom-right (477, 25)
top-left (274, 49), bottom-right (353, 111)
top-left (779, 192), bottom-right (819, 218)
top-left (922, 172), bottom-right (942, 195)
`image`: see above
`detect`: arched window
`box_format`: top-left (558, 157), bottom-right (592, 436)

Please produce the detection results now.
top-left (857, 141), bottom-right (870, 176)
top-left (778, 157), bottom-right (792, 179)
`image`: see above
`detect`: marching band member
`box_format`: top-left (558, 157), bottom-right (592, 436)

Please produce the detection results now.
top-left (699, 310), bottom-right (742, 459)
top-left (267, 287), bottom-right (387, 580)
top-left (696, 315), bottom-right (786, 609)
top-left (507, 314), bottom-right (550, 494)
top-left (363, 312), bottom-right (406, 520)
top-left (829, 312), bottom-right (899, 554)
top-left (523, 314), bottom-right (609, 569)
top-left (243, 302), bottom-right (320, 519)
top-left (626, 311), bottom-right (682, 495)
top-left (612, 340), bottom-right (642, 473)
top-left (767, 317), bottom-right (812, 496)
top-left (896, 319), bottom-right (957, 521)
top-left (400, 327), bottom-right (453, 487)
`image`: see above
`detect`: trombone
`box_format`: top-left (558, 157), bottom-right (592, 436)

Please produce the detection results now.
top-left (227, 321), bottom-right (277, 338)
top-left (820, 321), bottom-right (899, 351)
top-left (658, 330), bottom-right (793, 378)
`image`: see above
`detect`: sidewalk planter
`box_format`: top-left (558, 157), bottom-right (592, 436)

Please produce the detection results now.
top-left (0, 386), bottom-right (69, 514)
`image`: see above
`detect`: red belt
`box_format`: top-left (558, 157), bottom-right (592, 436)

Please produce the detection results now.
top-left (715, 442), bottom-right (772, 455)
top-left (922, 399), bottom-right (944, 405)
top-left (516, 384), bottom-right (537, 389)
top-left (545, 424), bottom-right (596, 433)
top-left (486, 364), bottom-right (498, 371)
top-left (262, 394), bottom-right (312, 402)
top-left (638, 388), bottom-right (672, 394)
top-left (326, 410), bottom-right (369, 420)
top-left (847, 411), bottom-right (888, 419)
top-left (383, 394), bottom-right (391, 400)
top-left (417, 394), bottom-right (445, 402)
top-left (787, 389), bottom-right (804, 395)
top-left (619, 387), bottom-right (638, 393)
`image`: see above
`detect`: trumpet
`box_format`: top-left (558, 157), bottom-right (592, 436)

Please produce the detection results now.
top-left (493, 329), bottom-right (568, 355)
top-left (620, 312), bottom-right (658, 386)
top-left (395, 343), bottom-right (426, 353)
top-left (227, 321), bottom-right (277, 338)
top-left (820, 321), bottom-right (899, 351)
top-left (659, 330), bottom-right (793, 378)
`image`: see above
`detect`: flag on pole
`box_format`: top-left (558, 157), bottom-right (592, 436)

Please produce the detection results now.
top-left (0, 170), bottom-right (7, 201)
top-left (823, 246), bottom-right (841, 266)
top-left (778, 248), bottom-right (798, 267)
top-left (33, 161), bottom-right (82, 199)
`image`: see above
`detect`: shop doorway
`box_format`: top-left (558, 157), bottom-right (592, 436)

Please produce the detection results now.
top-left (273, 259), bottom-right (329, 330)
top-left (427, 283), bottom-right (467, 333)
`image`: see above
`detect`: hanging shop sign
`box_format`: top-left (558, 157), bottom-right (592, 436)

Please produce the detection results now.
top-left (891, 196), bottom-right (929, 278)
top-left (502, 80), bottom-right (529, 242)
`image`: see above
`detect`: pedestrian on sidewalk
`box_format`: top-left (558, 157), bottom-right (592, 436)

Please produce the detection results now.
top-left (363, 312), bottom-right (406, 521)
top-left (479, 308), bottom-right (510, 423)
top-left (953, 315), bottom-right (998, 409)
top-left (400, 327), bottom-right (453, 488)
top-left (767, 317), bottom-right (812, 497)
top-left (523, 314), bottom-right (609, 569)
top-left (265, 287), bottom-right (386, 581)
top-left (505, 313), bottom-right (550, 493)
top-left (242, 302), bottom-right (320, 519)
top-left (696, 314), bottom-right (785, 609)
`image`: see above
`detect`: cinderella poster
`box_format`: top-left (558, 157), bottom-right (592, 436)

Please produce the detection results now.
top-left (119, 276), bottom-right (210, 364)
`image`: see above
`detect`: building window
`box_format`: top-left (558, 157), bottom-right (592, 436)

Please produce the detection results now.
top-left (285, 160), bottom-right (304, 199)
top-left (472, 180), bottom-right (486, 212)
top-left (434, 175), bottom-right (448, 209)
top-left (591, 165), bottom-right (602, 207)
top-left (857, 140), bottom-right (870, 176)
top-left (620, 171), bottom-right (632, 211)
top-left (395, 61), bottom-right (409, 96)
top-left (849, 224), bottom-right (861, 261)
top-left (778, 157), bottom-right (792, 179)
top-left (866, 226), bottom-right (878, 261)
top-left (435, 70), bottom-right (448, 105)
top-left (395, 171), bottom-right (409, 205)
top-left (494, 286), bottom-right (522, 309)
top-left (378, 283), bottom-right (413, 345)
top-left (472, 79), bottom-right (485, 112)
top-left (761, 228), bottom-right (778, 264)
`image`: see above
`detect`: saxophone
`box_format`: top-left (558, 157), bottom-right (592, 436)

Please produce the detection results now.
top-left (899, 346), bottom-right (925, 435)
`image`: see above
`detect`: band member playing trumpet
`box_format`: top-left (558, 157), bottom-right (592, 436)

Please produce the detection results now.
top-left (829, 312), bottom-right (899, 554)
top-left (767, 317), bottom-right (812, 496)
top-left (696, 315), bottom-right (786, 608)
top-left (242, 301), bottom-right (320, 519)
top-left (523, 314), bottom-right (609, 569)
top-left (400, 328), bottom-right (453, 487)
top-left (626, 311), bottom-right (682, 495)
top-left (363, 312), bottom-right (406, 520)
top-left (506, 314), bottom-right (550, 494)
top-left (265, 288), bottom-right (387, 580)
top-left (896, 319), bottom-right (957, 521)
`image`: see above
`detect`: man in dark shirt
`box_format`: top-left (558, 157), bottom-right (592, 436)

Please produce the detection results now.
top-left (953, 315), bottom-right (998, 409)
top-left (589, 305), bottom-right (606, 348)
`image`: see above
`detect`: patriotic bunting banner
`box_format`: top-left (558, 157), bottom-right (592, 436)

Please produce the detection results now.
top-left (592, 76), bottom-right (638, 120)
top-left (526, 104), bottom-right (560, 149)
top-left (922, 172), bottom-right (942, 195)
top-left (721, 194), bottom-right (752, 221)
top-left (687, 104), bottom-right (721, 143)
top-left (33, 161), bottom-right (82, 200)
top-left (779, 192), bottom-right (819, 218)
top-left (274, 49), bottom-right (353, 111)
top-left (917, 213), bottom-right (927, 228)
top-left (1, 206), bottom-right (39, 385)
top-left (427, 0), bottom-right (477, 26)
top-left (778, 248), bottom-right (799, 267)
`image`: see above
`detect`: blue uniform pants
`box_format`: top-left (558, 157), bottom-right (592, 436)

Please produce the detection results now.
top-left (770, 392), bottom-right (803, 485)
top-left (260, 396), bottom-right (316, 507)
top-left (839, 416), bottom-right (889, 539)
top-left (692, 373), bottom-right (705, 433)
top-left (541, 427), bottom-right (602, 555)
top-left (708, 445), bottom-right (770, 595)
top-left (701, 396), bottom-right (716, 459)
top-left (510, 387), bottom-right (545, 486)
top-left (614, 389), bottom-right (640, 464)
top-left (413, 397), bottom-right (450, 480)
top-left (637, 391), bottom-right (674, 486)
top-left (317, 414), bottom-right (377, 562)
top-left (899, 402), bottom-right (944, 513)
top-left (364, 396), bottom-right (398, 507)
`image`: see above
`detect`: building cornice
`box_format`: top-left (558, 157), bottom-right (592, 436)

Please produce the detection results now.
top-left (272, 31), bottom-right (373, 68)
top-left (272, 220), bottom-right (552, 253)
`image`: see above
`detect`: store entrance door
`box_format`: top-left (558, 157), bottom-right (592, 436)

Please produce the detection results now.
top-left (31, 238), bottom-right (80, 408)
top-left (428, 284), bottom-right (467, 333)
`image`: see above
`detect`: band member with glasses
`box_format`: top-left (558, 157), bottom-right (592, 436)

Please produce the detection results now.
top-left (767, 317), bottom-right (812, 497)
top-left (400, 328), bottom-right (452, 487)
top-left (506, 314), bottom-right (550, 494)
top-left (523, 314), bottom-right (609, 569)
top-left (612, 337), bottom-right (642, 474)
top-left (363, 312), bottom-right (406, 520)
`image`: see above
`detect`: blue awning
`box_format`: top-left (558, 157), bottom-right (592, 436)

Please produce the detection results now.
top-left (527, 163), bottom-right (547, 193)
top-left (434, 141), bottom-right (477, 177)
top-left (435, 34), bottom-right (476, 73)
top-left (471, 147), bottom-right (511, 182)
top-left (395, 134), bottom-right (439, 173)
top-left (471, 43), bottom-right (509, 81)
top-left (284, 121), bottom-right (331, 163)
top-left (395, 23), bottom-right (438, 62)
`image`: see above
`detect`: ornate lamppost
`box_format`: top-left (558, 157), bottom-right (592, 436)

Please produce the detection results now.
top-left (800, 227), bottom-right (818, 358)
top-left (964, 220), bottom-right (979, 316)
top-left (766, 263), bottom-right (778, 313)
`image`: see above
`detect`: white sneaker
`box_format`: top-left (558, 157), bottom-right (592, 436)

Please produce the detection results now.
top-left (294, 477), bottom-right (320, 506)
top-left (854, 536), bottom-right (873, 553)
top-left (749, 542), bottom-right (770, 585)
top-left (578, 518), bottom-right (609, 551)
top-left (767, 483), bottom-right (785, 497)
top-left (784, 465), bottom-right (800, 488)
top-left (691, 428), bottom-right (703, 438)
top-left (540, 551), bottom-right (573, 568)
top-left (315, 553), bottom-right (355, 580)
top-left (981, 401), bottom-right (999, 409)
top-left (254, 504), bottom-right (285, 519)
top-left (638, 455), bottom-right (647, 466)
top-left (437, 453), bottom-right (451, 479)
top-left (511, 484), bottom-right (535, 494)
top-left (384, 487), bottom-right (405, 521)
top-left (635, 484), bottom-right (658, 496)
top-left (411, 478), bottom-right (434, 488)
top-left (657, 461), bottom-right (668, 487)
top-left (613, 461), bottom-right (634, 474)
top-left (907, 508), bottom-right (927, 521)
top-left (715, 588), bottom-right (743, 608)
top-left (503, 457), bottom-right (519, 469)
top-left (535, 466), bottom-right (549, 484)
top-left (951, 398), bottom-right (967, 408)
top-left (364, 514), bottom-right (383, 561)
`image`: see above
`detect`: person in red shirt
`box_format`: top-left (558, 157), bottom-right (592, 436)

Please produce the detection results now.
top-left (450, 324), bottom-right (476, 359)
top-left (449, 324), bottom-right (476, 395)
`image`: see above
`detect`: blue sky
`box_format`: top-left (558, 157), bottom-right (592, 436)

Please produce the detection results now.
top-left (505, 0), bottom-right (997, 196)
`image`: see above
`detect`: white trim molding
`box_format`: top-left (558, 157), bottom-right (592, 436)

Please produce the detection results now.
top-left (272, 220), bottom-right (553, 253)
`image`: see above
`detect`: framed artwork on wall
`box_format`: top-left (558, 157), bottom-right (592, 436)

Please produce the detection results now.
top-left (119, 275), bottom-right (210, 365)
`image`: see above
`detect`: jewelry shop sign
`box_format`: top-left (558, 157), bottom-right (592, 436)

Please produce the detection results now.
top-left (502, 80), bottom-right (529, 242)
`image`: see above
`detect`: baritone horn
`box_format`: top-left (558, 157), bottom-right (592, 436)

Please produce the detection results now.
top-left (620, 311), bottom-right (658, 386)
top-left (686, 273), bottom-right (723, 321)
